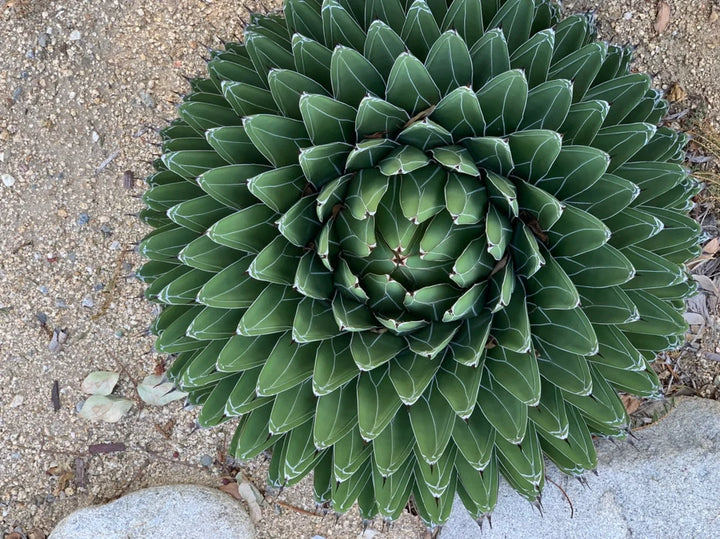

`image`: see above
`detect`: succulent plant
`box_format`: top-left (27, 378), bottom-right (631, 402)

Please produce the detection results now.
top-left (138, 0), bottom-right (702, 528)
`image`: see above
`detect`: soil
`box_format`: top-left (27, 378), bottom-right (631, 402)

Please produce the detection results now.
top-left (0, 1), bottom-right (718, 538)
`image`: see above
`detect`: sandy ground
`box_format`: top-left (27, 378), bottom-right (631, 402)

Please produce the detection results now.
top-left (0, 1), bottom-right (718, 538)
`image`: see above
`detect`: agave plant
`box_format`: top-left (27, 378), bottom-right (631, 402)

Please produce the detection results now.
top-left (138, 0), bottom-right (702, 528)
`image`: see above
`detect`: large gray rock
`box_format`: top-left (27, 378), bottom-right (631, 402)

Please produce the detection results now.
top-left (442, 397), bottom-right (720, 539)
top-left (50, 485), bottom-right (255, 539)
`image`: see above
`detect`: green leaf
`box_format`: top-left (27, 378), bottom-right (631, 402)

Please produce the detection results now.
top-left (510, 29), bottom-right (554, 87)
top-left (389, 350), bottom-right (444, 404)
top-left (450, 237), bottom-right (494, 287)
top-left (312, 335), bottom-right (359, 395)
top-left (476, 69), bottom-right (528, 136)
top-left (277, 195), bottom-right (322, 247)
top-left (237, 284), bottom-right (302, 336)
top-left (232, 402), bottom-right (281, 460)
top-left (546, 205), bottom-right (610, 257)
top-left (520, 79), bottom-right (573, 131)
top-left (378, 145), bottom-right (430, 177)
top-left (619, 289), bottom-right (687, 336)
top-left (207, 204), bottom-right (278, 253)
top-left (526, 244), bottom-right (580, 309)
top-left (268, 68), bottom-right (328, 120)
top-left (216, 333), bottom-right (279, 372)
top-left (357, 366), bottom-right (403, 440)
top-left (485, 203), bottom-right (512, 261)
top-left (299, 94), bottom-right (356, 145)
top-left (585, 73), bottom-right (651, 126)
top-left (548, 42), bottom-right (606, 102)
top-left (425, 31), bottom-right (473, 95)
top-left (314, 379), bottom-right (359, 449)
top-left (399, 165), bottom-right (447, 224)
top-left (456, 454), bottom-right (498, 518)
top-left (322, 0), bottom-right (366, 50)
top-left (436, 357), bottom-right (483, 418)
top-left (510, 222), bottom-right (545, 279)
top-left (292, 297), bottom-right (342, 342)
top-left (246, 165), bottom-right (307, 214)
top-left (178, 102), bottom-right (243, 135)
top-left (486, 0), bottom-right (534, 53)
top-left (206, 126), bottom-right (270, 165)
top-left (178, 235), bottom-right (244, 272)
top-left (221, 82), bottom-right (279, 117)
top-left (316, 174), bottom-right (352, 220)
top-left (530, 305), bottom-right (598, 356)
top-left (491, 283), bottom-right (532, 352)
top-left (441, 0), bottom-right (485, 46)
top-left (469, 28), bottom-right (510, 89)
top-left (280, 422), bottom-right (324, 485)
top-left (139, 226), bottom-right (202, 263)
top-left (556, 243), bottom-right (635, 288)
top-left (245, 31), bottom-right (295, 82)
top-left (409, 384), bottom-right (456, 464)
top-left (538, 405), bottom-right (597, 475)
top-left (291, 34), bottom-right (333, 91)
top-left (386, 53), bottom-right (441, 116)
top-left (592, 122), bottom-right (657, 172)
top-left (331, 293), bottom-right (377, 331)
top-left (187, 307), bottom-right (245, 340)
top-left (347, 138), bottom-right (399, 171)
top-left (256, 334), bottom-right (317, 396)
top-left (445, 172), bottom-right (488, 225)
top-left (197, 164), bottom-right (270, 210)
top-left (373, 411), bottom-right (415, 478)
top-left (462, 136), bottom-right (513, 176)
top-left (485, 170), bottom-right (519, 217)
top-left (350, 330), bottom-right (405, 371)
top-left (285, 0), bottom-right (324, 42)
top-left (355, 96), bottom-right (409, 140)
top-left (528, 379), bottom-right (569, 439)
top-left (421, 212), bottom-right (483, 262)
top-left (508, 129), bottom-right (562, 181)
top-left (158, 268), bottom-right (213, 305)
top-left (401, 0), bottom-right (442, 61)
top-left (364, 20), bottom-right (406, 79)
top-left (269, 380), bottom-right (315, 434)
top-left (162, 150), bottom-right (229, 181)
top-left (333, 427), bottom-right (372, 483)
top-left (477, 370), bottom-right (528, 444)
top-left (495, 423), bottom-right (544, 501)
top-left (330, 45), bottom-right (385, 107)
top-left (430, 86), bottom-right (486, 139)
top-left (242, 114), bottom-right (310, 167)
top-left (535, 337), bottom-right (592, 396)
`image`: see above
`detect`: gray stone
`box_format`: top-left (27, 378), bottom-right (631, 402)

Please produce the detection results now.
top-left (442, 397), bottom-right (720, 539)
top-left (50, 485), bottom-right (256, 539)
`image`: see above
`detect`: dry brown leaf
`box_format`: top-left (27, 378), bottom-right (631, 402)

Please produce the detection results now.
top-left (703, 237), bottom-right (719, 255)
top-left (621, 394), bottom-right (643, 414)
top-left (655, 1), bottom-right (671, 34)
top-left (218, 481), bottom-right (242, 500)
top-left (667, 83), bottom-right (686, 103)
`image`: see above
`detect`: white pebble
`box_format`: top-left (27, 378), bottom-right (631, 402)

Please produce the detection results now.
top-left (9, 395), bottom-right (24, 408)
top-left (1, 174), bottom-right (15, 187)
top-left (623, 12), bottom-right (633, 20)
top-left (69, 30), bottom-right (82, 41)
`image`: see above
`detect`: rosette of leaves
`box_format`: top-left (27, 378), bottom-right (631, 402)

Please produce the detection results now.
top-left (138, 0), bottom-right (702, 528)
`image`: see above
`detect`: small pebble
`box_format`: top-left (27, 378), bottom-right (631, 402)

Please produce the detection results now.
top-left (9, 395), bottom-right (24, 408)
top-left (36, 312), bottom-right (48, 325)
top-left (91, 131), bottom-right (100, 143)
top-left (100, 223), bottom-right (113, 237)
top-left (77, 213), bottom-right (90, 225)
top-left (139, 91), bottom-right (156, 108)
top-left (110, 240), bottom-right (121, 250)
top-left (55, 298), bottom-right (69, 309)
top-left (93, 283), bottom-right (105, 291)
top-left (114, 330), bottom-right (124, 338)
top-left (38, 285), bottom-right (49, 295)
top-left (69, 30), bottom-right (82, 41)
top-left (623, 11), bottom-right (633, 20)
top-left (67, 252), bottom-right (77, 262)
top-left (12, 87), bottom-right (23, 101)
top-left (81, 296), bottom-right (94, 308)
top-left (38, 32), bottom-right (49, 47)
top-left (75, 401), bottom-right (85, 414)
top-left (1, 173), bottom-right (15, 187)
top-left (200, 455), bottom-right (213, 467)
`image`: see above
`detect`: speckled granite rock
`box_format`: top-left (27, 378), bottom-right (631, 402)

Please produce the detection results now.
top-left (50, 485), bottom-right (255, 539)
top-left (442, 397), bottom-right (720, 539)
